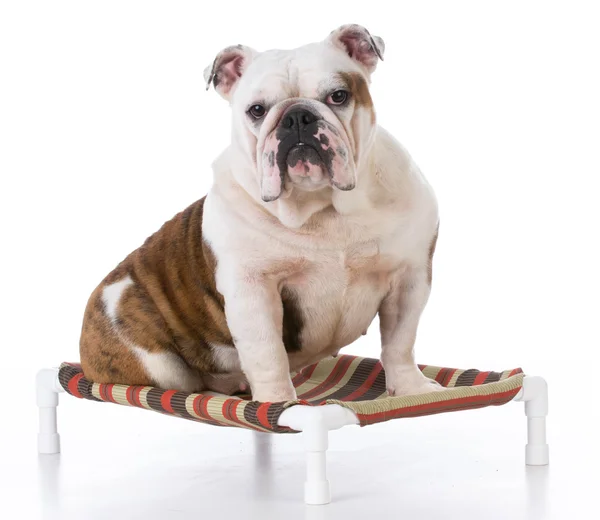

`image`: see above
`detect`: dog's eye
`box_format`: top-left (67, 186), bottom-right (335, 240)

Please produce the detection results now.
top-left (327, 90), bottom-right (349, 105)
top-left (248, 104), bottom-right (266, 119)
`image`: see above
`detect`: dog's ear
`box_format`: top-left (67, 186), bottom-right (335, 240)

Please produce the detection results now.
top-left (327, 24), bottom-right (385, 74)
top-left (204, 45), bottom-right (257, 100)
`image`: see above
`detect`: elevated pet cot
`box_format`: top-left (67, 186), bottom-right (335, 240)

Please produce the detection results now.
top-left (36, 354), bottom-right (549, 505)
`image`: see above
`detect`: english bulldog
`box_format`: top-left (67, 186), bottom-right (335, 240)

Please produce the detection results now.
top-left (80, 24), bottom-right (441, 402)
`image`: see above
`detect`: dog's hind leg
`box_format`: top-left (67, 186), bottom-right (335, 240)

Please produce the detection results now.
top-left (80, 274), bottom-right (204, 392)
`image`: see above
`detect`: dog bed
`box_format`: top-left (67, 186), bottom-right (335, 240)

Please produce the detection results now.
top-left (57, 354), bottom-right (524, 433)
top-left (38, 354), bottom-right (547, 505)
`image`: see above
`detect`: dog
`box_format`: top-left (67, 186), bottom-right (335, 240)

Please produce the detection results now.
top-left (79, 24), bottom-right (441, 402)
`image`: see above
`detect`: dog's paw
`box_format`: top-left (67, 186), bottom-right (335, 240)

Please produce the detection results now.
top-left (203, 373), bottom-right (249, 396)
top-left (385, 367), bottom-right (444, 397)
top-left (251, 380), bottom-right (297, 402)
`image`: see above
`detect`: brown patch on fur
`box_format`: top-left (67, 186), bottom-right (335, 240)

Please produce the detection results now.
top-left (339, 71), bottom-right (375, 124)
top-left (427, 224), bottom-right (439, 285)
top-left (281, 286), bottom-right (304, 353)
top-left (80, 283), bottom-right (153, 385)
top-left (80, 197), bottom-right (234, 386)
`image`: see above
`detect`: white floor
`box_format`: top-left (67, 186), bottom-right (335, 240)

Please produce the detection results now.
top-left (2, 377), bottom-right (598, 520)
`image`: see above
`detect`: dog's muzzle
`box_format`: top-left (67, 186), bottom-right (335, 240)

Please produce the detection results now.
top-left (260, 104), bottom-right (355, 202)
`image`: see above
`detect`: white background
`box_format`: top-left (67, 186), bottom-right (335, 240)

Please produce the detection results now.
top-left (1, 1), bottom-right (599, 519)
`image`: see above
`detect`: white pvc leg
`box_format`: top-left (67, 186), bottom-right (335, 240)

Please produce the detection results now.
top-left (303, 420), bottom-right (330, 505)
top-left (278, 404), bottom-right (358, 505)
top-left (36, 368), bottom-right (64, 454)
top-left (252, 431), bottom-right (273, 469)
top-left (514, 376), bottom-right (549, 466)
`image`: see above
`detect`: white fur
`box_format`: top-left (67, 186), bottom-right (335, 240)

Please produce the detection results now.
top-left (200, 28), bottom-right (440, 401)
top-left (210, 343), bottom-right (241, 372)
top-left (102, 276), bottom-right (133, 323)
top-left (132, 346), bottom-right (201, 393)
top-left (205, 129), bottom-right (437, 387)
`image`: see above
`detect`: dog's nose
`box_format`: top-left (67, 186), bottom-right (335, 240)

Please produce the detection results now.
top-left (281, 109), bottom-right (318, 130)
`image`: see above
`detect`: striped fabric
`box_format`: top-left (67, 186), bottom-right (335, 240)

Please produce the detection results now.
top-left (58, 355), bottom-right (524, 433)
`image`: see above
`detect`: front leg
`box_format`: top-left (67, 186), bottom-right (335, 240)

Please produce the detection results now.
top-left (222, 273), bottom-right (296, 402)
top-left (379, 265), bottom-right (441, 396)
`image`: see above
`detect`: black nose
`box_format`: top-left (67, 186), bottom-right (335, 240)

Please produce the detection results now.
top-left (281, 109), bottom-right (318, 130)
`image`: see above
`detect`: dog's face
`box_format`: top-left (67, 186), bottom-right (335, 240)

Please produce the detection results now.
top-left (205, 25), bottom-right (384, 202)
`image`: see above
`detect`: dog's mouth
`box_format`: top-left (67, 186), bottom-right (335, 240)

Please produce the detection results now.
top-left (287, 143), bottom-right (321, 169)
top-left (280, 141), bottom-right (330, 189)
top-left (260, 110), bottom-right (356, 202)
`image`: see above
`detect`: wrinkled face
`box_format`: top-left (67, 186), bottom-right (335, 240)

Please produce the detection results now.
top-left (231, 45), bottom-right (375, 201)
top-left (232, 44), bottom-right (375, 201)
top-left (205, 25), bottom-right (384, 203)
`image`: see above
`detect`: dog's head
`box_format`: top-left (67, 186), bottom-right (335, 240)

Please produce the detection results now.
top-left (205, 25), bottom-right (384, 203)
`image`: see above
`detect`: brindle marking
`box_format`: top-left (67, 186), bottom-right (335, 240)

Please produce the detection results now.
top-left (80, 197), bottom-right (304, 387)
top-left (281, 286), bottom-right (304, 353)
